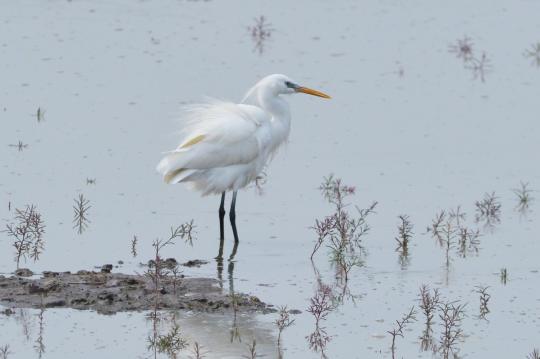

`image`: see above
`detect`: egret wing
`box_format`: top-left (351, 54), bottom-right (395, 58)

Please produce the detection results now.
top-left (157, 100), bottom-right (270, 178)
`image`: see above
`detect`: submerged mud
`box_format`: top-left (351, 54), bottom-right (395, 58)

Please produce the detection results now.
top-left (0, 268), bottom-right (272, 315)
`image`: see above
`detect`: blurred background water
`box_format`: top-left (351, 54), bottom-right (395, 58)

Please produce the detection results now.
top-left (1, 0), bottom-right (540, 358)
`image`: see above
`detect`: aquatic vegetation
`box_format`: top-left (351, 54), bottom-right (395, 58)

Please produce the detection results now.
top-left (449, 36), bottom-right (474, 62)
top-left (34, 299), bottom-right (45, 358)
top-left (146, 225), bottom-right (194, 299)
top-left (243, 339), bottom-right (259, 359)
top-left (387, 306), bottom-right (416, 359)
top-left (73, 194), bottom-right (91, 234)
top-left (395, 214), bottom-right (413, 269)
top-left (248, 16), bottom-right (273, 54)
top-left (475, 192), bottom-right (501, 226)
top-left (306, 283), bottom-right (334, 358)
top-left (475, 286), bottom-right (490, 320)
top-left (5, 204), bottom-right (46, 269)
top-left (143, 220), bottom-right (197, 354)
top-left (418, 285), bottom-right (440, 351)
top-left (524, 43), bottom-right (540, 67)
top-left (500, 268), bottom-right (508, 285)
top-left (311, 175), bottom-right (377, 263)
top-left (466, 52), bottom-right (492, 83)
top-left (15, 309), bottom-right (32, 341)
top-left (449, 36), bottom-right (492, 82)
top-left (167, 262), bottom-right (183, 295)
top-left (513, 181), bottom-right (533, 213)
top-left (457, 227), bottom-right (481, 258)
top-left (147, 317), bottom-right (187, 357)
top-left (131, 235), bottom-right (138, 257)
top-left (428, 207), bottom-right (482, 269)
top-left (0, 345), bottom-right (11, 359)
top-left (35, 107), bottom-right (45, 122)
top-left (427, 209), bottom-right (448, 244)
top-left (436, 301), bottom-right (466, 359)
top-left (528, 349), bottom-right (540, 359)
top-left (176, 220), bottom-right (196, 246)
top-left (274, 306), bottom-right (295, 348)
top-left (395, 214), bottom-right (413, 250)
top-left (188, 342), bottom-right (208, 359)
top-left (8, 141), bottom-right (28, 152)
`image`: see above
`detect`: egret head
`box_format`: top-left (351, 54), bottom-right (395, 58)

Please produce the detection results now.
top-left (260, 74), bottom-right (331, 99)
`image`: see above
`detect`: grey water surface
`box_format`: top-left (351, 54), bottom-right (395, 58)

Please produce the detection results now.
top-left (1, 0), bottom-right (540, 358)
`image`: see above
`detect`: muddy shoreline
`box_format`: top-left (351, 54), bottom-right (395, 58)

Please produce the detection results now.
top-left (0, 267), bottom-right (273, 315)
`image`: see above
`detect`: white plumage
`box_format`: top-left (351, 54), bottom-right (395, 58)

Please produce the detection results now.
top-left (157, 74), bottom-right (330, 196)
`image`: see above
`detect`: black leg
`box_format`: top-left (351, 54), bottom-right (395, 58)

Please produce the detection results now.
top-left (228, 191), bottom-right (239, 261)
top-left (216, 192), bottom-right (226, 260)
top-left (229, 190), bottom-right (239, 244)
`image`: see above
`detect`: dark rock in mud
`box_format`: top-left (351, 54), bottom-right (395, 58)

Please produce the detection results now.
top-left (14, 268), bottom-right (33, 277)
top-left (1, 308), bottom-right (14, 316)
top-left (182, 259), bottom-right (209, 268)
top-left (0, 271), bottom-right (273, 315)
top-left (147, 258), bottom-right (179, 270)
top-left (101, 264), bottom-right (113, 273)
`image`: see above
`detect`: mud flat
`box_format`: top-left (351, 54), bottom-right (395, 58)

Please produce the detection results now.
top-left (0, 268), bottom-right (272, 315)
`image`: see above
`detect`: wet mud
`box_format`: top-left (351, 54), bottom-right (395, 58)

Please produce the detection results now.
top-left (0, 266), bottom-right (271, 315)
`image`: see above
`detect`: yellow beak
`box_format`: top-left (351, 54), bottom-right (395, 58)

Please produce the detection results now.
top-left (296, 86), bottom-right (331, 99)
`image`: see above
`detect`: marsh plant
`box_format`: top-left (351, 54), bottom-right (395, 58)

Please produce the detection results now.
top-left (436, 301), bottom-right (466, 359)
top-left (528, 349), bottom-right (540, 359)
top-left (524, 43), bottom-right (540, 67)
top-left (449, 36), bottom-right (474, 62)
top-left (243, 339), bottom-right (260, 359)
top-left (312, 175), bottom-right (377, 272)
top-left (5, 204), bottom-right (46, 269)
top-left (147, 314), bottom-right (188, 358)
top-left (248, 16), bottom-right (273, 54)
top-left (427, 208), bottom-right (481, 268)
top-left (188, 342), bottom-right (208, 359)
top-left (513, 181), bottom-right (533, 213)
top-left (146, 224), bottom-right (195, 303)
top-left (395, 215), bottom-right (413, 269)
top-left (387, 306), bottom-right (417, 359)
top-left (35, 107), bottom-right (45, 122)
top-left (418, 285), bottom-right (441, 351)
top-left (131, 235), bottom-right (138, 257)
top-left (177, 220), bottom-right (196, 246)
top-left (475, 286), bottom-right (490, 320)
top-left (333, 252), bottom-right (363, 284)
top-left (466, 52), bottom-right (492, 83)
top-left (168, 262), bottom-right (183, 296)
top-left (449, 36), bottom-right (492, 82)
top-left (500, 268), bottom-right (508, 285)
top-left (9, 140), bottom-right (28, 152)
top-left (0, 345), bottom-right (11, 359)
top-left (73, 194), bottom-right (91, 234)
top-left (15, 309), bottom-right (32, 341)
top-left (475, 192), bottom-right (501, 227)
top-left (34, 299), bottom-right (45, 358)
top-left (306, 283), bottom-right (334, 358)
top-left (457, 227), bottom-right (481, 259)
top-left (274, 306), bottom-right (295, 348)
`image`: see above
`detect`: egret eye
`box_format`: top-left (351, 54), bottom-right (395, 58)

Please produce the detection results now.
top-left (284, 81), bottom-right (296, 89)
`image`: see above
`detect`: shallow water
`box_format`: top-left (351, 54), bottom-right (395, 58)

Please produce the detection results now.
top-left (1, 0), bottom-right (540, 358)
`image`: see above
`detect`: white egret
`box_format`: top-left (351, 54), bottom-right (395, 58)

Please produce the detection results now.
top-left (157, 74), bottom-right (330, 257)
